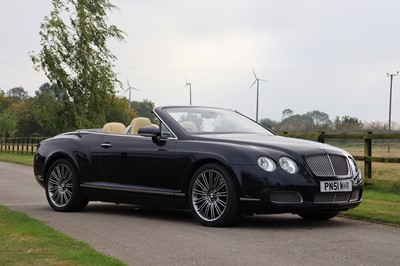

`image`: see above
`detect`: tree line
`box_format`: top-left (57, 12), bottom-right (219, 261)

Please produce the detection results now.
top-left (0, 85), bottom-right (155, 140)
top-left (259, 108), bottom-right (395, 133)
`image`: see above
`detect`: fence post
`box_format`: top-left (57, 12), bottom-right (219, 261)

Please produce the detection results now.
top-left (318, 132), bottom-right (325, 143)
top-left (364, 132), bottom-right (372, 178)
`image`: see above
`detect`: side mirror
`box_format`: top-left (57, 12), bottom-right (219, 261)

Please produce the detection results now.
top-left (138, 126), bottom-right (161, 138)
top-left (139, 126), bottom-right (166, 145)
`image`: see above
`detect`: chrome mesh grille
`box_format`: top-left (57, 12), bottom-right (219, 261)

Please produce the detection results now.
top-left (305, 154), bottom-right (350, 177)
top-left (314, 192), bottom-right (351, 203)
top-left (270, 191), bottom-right (303, 204)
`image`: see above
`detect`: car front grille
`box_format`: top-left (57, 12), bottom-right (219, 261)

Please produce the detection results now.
top-left (314, 192), bottom-right (351, 203)
top-left (305, 154), bottom-right (350, 177)
top-left (270, 191), bottom-right (303, 204)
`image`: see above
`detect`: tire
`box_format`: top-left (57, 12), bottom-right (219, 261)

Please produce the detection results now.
top-left (188, 163), bottom-right (241, 227)
top-left (45, 159), bottom-right (88, 212)
top-left (298, 211), bottom-right (339, 221)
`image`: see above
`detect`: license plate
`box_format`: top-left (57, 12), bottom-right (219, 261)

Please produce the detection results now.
top-left (320, 180), bottom-right (352, 192)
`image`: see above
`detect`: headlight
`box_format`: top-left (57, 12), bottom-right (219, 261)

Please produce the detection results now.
top-left (279, 157), bottom-right (298, 174)
top-left (257, 156), bottom-right (276, 172)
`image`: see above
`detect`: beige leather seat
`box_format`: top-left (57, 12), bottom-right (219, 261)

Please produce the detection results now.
top-left (102, 122), bottom-right (127, 134)
top-left (180, 121), bottom-right (198, 132)
top-left (130, 117), bottom-right (152, 135)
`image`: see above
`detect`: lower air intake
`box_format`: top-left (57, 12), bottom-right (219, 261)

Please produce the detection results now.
top-left (314, 192), bottom-right (351, 203)
top-left (270, 191), bottom-right (303, 204)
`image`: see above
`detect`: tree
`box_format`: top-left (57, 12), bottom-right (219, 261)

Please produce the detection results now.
top-left (259, 118), bottom-right (279, 130)
top-left (131, 99), bottom-right (156, 123)
top-left (282, 109), bottom-right (294, 120)
top-left (6, 86), bottom-right (29, 102)
top-left (305, 110), bottom-right (332, 131)
top-left (32, 91), bottom-right (65, 135)
top-left (11, 99), bottom-right (42, 136)
top-left (36, 82), bottom-right (67, 101)
top-left (0, 110), bottom-right (18, 142)
top-left (279, 114), bottom-right (314, 132)
top-left (334, 116), bottom-right (364, 132)
top-left (30, 0), bottom-right (124, 129)
top-left (0, 90), bottom-right (11, 112)
top-left (105, 96), bottom-right (137, 125)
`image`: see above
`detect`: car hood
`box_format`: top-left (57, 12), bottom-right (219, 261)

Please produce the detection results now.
top-left (194, 133), bottom-right (350, 157)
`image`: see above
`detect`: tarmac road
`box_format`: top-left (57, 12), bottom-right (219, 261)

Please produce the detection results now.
top-left (1, 161), bottom-right (400, 266)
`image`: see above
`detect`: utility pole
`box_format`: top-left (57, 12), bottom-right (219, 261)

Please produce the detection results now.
top-left (387, 71), bottom-right (399, 152)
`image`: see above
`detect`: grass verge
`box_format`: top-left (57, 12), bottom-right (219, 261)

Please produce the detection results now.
top-left (0, 205), bottom-right (126, 266)
top-left (0, 152), bottom-right (33, 166)
top-left (342, 179), bottom-right (400, 225)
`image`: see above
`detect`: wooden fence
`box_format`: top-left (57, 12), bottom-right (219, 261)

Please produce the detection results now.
top-left (0, 137), bottom-right (46, 154)
top-left (2, 133), bottom-right (400, 179)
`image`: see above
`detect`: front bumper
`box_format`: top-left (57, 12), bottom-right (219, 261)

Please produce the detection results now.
top-left (233, 164), bottom-right (363, 214)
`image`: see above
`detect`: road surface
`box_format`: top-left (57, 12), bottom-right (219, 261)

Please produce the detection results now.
top-left (1, 161), bottom-right (399, 266)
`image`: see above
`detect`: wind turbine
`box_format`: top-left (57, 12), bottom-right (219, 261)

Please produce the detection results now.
top-left (249, 69), bottom-right (267, 122)
top-left (183, 77), bottom-right (192, 105)
top-left (123, 79), bottom-right (139, 109)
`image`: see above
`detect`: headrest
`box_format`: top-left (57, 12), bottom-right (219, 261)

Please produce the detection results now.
top-left (102, 122), bottom-right (127, 134)
top-left (130, 117), bottom-right (152, 135)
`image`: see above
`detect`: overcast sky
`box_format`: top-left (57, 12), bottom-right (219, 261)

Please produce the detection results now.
top-left (1, 0), bottom-right (400, 123)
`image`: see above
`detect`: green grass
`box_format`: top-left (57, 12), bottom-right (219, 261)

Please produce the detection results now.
top-left (0, 152), bottom-right (33, 166)
top-left (0, 205), bottom-right (126, 266)
top-left (343, 180), bottom-right (400, 225)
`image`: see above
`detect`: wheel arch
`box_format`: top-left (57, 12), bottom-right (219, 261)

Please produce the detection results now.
top-left (183, 158), bottom-right (242, 197)
top-left (43, 152), bottom-right (80, 184)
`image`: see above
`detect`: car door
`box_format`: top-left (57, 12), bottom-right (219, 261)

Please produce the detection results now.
top-left (97, 133), bottom-right (180, 192)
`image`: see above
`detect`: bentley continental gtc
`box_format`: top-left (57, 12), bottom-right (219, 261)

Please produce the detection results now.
top-left (34, 106), bottom-right (362, 226)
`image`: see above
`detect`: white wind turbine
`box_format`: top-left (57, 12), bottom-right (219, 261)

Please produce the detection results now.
top-left (249, 69), bottom-right (267, 122)
top-left (123, 79), bottom-right (139, 109)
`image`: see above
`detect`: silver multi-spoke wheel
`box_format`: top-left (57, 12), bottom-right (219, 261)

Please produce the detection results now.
top-left (189, 163), bottom-right (240, 226)
top-left (45, 159), bottom-right (88, 212)
top-left (192, 170), bottom-right (228, 222)
top-left (48, 163), bottom-right (74, 208)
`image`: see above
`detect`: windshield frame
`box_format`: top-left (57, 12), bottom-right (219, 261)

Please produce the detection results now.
top-left (162, 106), bottom-right (274, 136)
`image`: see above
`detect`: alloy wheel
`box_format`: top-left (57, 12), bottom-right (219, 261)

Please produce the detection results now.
top-left (191, 169), bottom-right (228, 222)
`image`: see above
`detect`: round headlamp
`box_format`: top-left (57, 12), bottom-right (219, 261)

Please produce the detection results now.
top-left (257, 156), bottom-right (276, 172)
top-left (279, 157), bottom-right (298, 174)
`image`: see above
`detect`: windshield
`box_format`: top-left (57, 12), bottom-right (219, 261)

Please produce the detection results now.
top-left (164, 107), bottom-right (273, 135)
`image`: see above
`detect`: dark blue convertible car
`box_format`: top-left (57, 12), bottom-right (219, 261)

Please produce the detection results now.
top-left (34, 106), bottom-right (362, 226)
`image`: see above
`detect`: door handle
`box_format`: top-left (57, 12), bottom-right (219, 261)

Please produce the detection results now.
top-left (100, 142), bottom-right (112, 149)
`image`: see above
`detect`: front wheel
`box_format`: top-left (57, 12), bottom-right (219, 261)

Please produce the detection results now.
top-left (45, 159), bottom-right (88, 212)
top-left (188, 163), bottom-right (241, 227)
top-left (298, 211), bottom-right (339, 221)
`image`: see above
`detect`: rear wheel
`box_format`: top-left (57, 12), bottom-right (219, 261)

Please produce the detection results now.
top-left (298, 211), bottom-right (339, 221)
top-left (188, 163), bottom-right (241, 227)
top-left (45, 159), bottom-right (88, 212)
